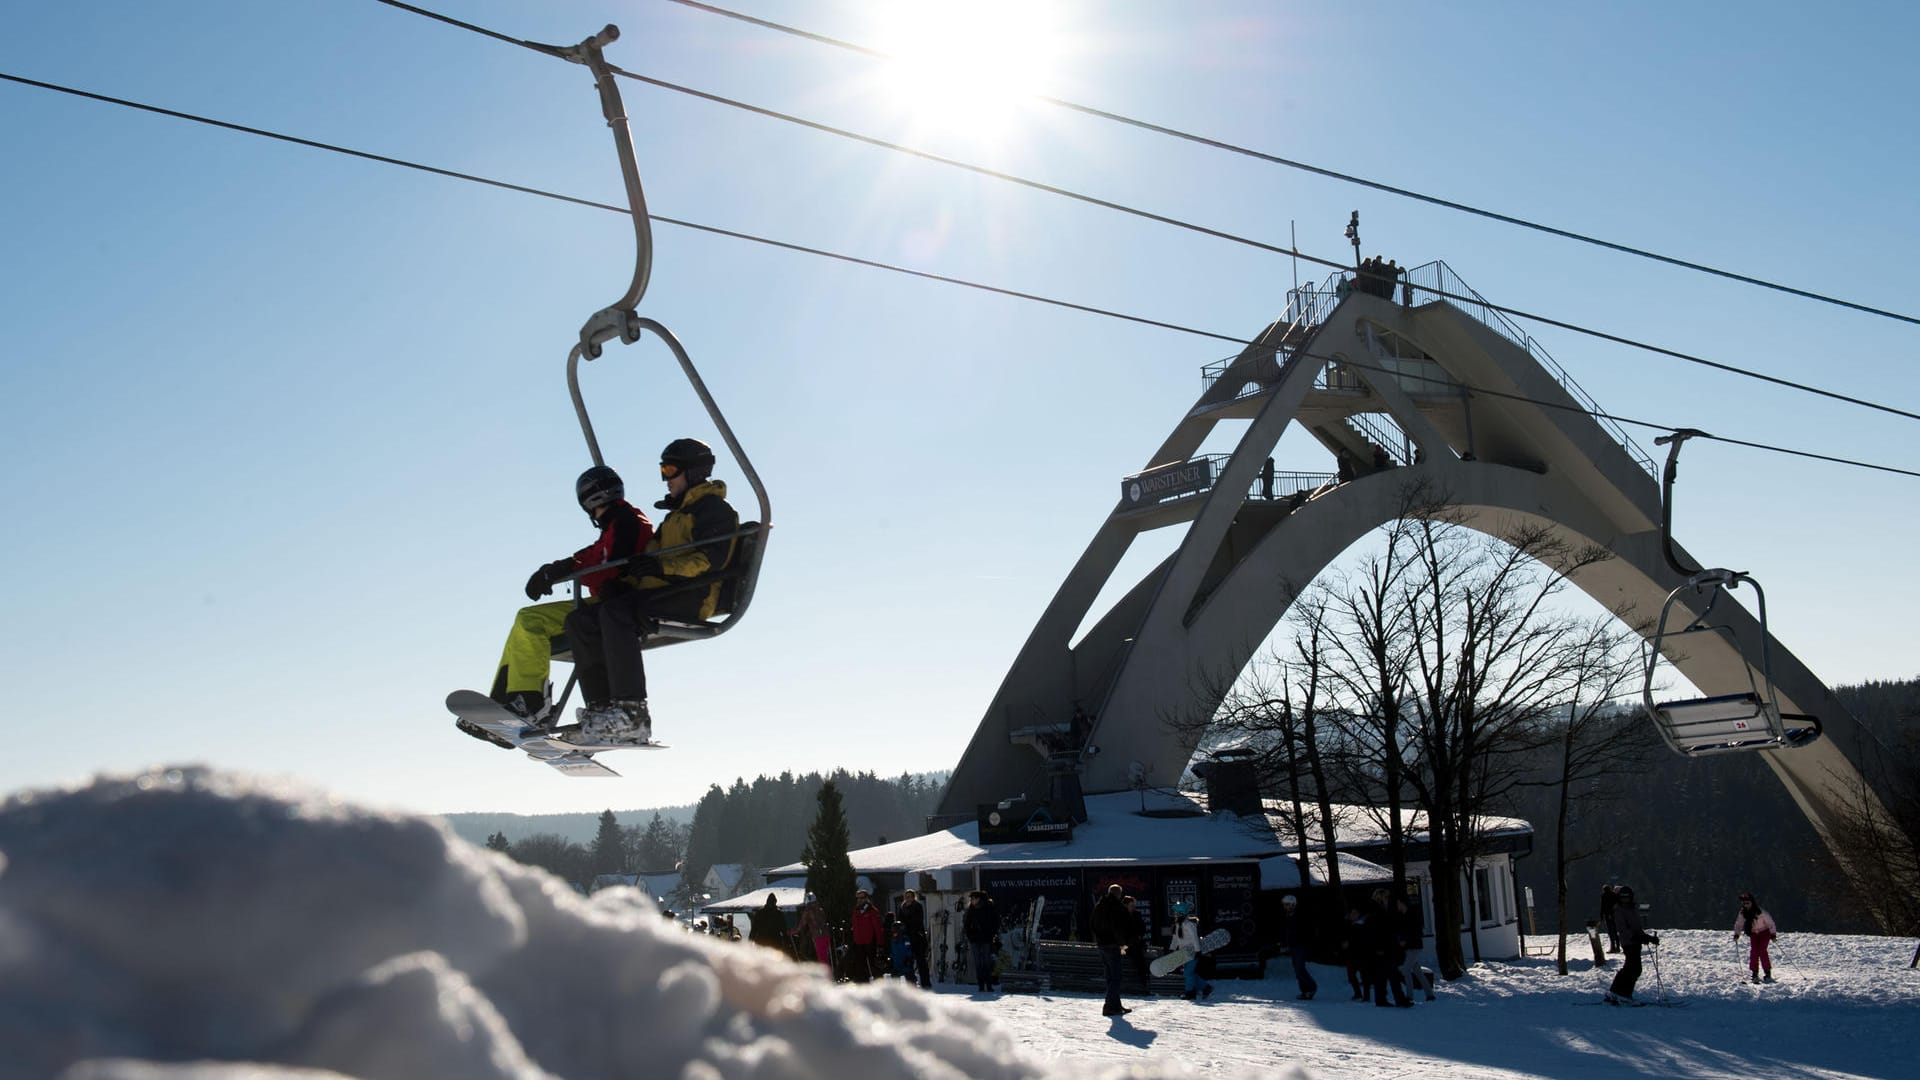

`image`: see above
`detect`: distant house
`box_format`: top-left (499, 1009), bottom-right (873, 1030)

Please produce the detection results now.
top-left (590, 871), bottom-right (683, 905)
top-left (703, 862), bottom-right (759, 901)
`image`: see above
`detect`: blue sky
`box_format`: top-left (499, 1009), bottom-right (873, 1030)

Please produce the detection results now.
top-left (4, 1), bottom-right (1915, 815)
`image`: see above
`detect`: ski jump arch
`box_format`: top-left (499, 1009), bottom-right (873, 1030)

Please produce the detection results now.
top-left (936, 272), bottom-right (1904, 904)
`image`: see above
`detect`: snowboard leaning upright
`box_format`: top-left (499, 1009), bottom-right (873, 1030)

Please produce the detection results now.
top-left (1151, 928), bottom-right (1232, 977)
top-left (446, 689), bottom-right (664, 778)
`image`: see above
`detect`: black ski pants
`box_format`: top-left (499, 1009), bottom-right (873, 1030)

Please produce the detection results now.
top-left (1609, 941), bottom-right (1643, 999)
top-left (564, 589), bottom-right (702, 703)
top-left (1099, 944), bottom-right (1126, 1015)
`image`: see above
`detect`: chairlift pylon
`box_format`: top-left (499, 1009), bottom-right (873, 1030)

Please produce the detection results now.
top-left (1639, 430), bottom-right (1819, 755)
top-left (536, 25), bottom-right (771, 645)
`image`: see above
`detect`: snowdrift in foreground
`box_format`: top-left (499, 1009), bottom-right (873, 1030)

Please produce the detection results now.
top-left (0, 767), bottom-right (1183, 1080)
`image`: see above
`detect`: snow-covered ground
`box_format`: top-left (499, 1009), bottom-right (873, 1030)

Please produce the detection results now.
top-left (967, 929), bottom-right (1920, 1078)
top-left (3, 768), bottom-right (1916, 1080)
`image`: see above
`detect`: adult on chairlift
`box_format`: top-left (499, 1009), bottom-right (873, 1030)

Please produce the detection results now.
top-left (561, 437), bottom-right (740, 747)
top-left (459, 464), bottom-right (653, 749)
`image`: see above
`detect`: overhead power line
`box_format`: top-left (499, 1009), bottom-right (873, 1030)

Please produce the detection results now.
top-left (4, 70), bottom-right (1916, 483)
top-left (662, 0), bottom-right (1920, 331)
top-left (361, 3), bottom-right (1920, 428)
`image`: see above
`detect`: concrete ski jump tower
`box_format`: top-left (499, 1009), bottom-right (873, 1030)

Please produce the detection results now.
top-left (936, 260), bottom-right (1902, 899)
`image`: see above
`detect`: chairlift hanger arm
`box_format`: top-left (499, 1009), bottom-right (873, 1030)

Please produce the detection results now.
top-left (1653, 428), bottom-right (1709, 577)
top-left (531, 24), bottom-right (653, 356)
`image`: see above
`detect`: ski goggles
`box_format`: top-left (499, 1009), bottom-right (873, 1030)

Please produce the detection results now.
top-left (659, 462), bottom-right (683, 480)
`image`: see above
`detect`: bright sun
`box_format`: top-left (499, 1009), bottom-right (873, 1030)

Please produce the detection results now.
top-left (869, 1), bottom-right (1065, 140)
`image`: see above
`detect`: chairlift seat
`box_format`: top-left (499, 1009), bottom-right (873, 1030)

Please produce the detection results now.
top-left (1647, 692), bottom-right (1822, 756)
top-left (549, 522), bottom-right (764, 659)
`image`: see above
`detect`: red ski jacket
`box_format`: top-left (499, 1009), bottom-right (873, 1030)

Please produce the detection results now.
top-left (569, 500), bottom-right (653, 598)
top-left (850, 902), bottom-right (885, 945)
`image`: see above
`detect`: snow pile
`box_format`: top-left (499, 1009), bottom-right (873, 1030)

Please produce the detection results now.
top-left (0, 767), bottom-right (1197, 1080)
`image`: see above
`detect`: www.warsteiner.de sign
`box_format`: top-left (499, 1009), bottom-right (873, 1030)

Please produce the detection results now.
top-left (1121, 458), bottom-right (1215, 507)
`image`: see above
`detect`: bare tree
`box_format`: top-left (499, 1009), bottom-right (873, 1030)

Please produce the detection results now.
top-left (1394, 504), bottom-right (1620, 979)
top-left (1821, 729), bottom-right (1920, 945)
top-left (1517, 615), bottom-right (1649, 974)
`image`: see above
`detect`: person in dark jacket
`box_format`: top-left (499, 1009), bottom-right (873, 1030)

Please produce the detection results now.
top-left (1364, 888), bottom-right (1411, 1007)
top-left (1600, 884), bottom-right (1621, 953)
top-left (747, 893), bottom-right (789, 953)
top-left (961, 890), bottom-right (1000, 993)
top-left (464, 464), bottom-right (653, 748)
top-left (1278, 894), bottom-right (1318, 1000)
top-left (897, 889), bottom-right (931, 988)
top-left (1605, 884), bottom-right (1659, 1004)
top-left (1341, 906), bottom-right (1367, 999)
top-left (1090, 884), bottom-right (1132, 1017)
top-left (562, 438), bottom-right (740, 747)
top-left (1123, 896), bottom-right (1155, 995)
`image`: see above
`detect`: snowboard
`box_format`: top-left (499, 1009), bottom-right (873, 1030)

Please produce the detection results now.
top-left (1151, 928), bottom-right (1231, 977)
top-left (446, 690), bottom-right (665, 778)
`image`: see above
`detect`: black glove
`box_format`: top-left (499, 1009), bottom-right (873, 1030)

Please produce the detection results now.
top-left (1645, 932), bottom-right (1660, 946)
top-left (625, 553), bottom-right (664, 580)
top-left (524, 559), bottom-right (574, 600)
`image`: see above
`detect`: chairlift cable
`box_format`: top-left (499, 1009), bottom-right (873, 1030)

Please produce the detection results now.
top-left (662, 0), bottom-right (1920, 330)
top-left (5, 70), bottom-right (1917, 481)
top-left (366, 6), bottom-right (1920, 422)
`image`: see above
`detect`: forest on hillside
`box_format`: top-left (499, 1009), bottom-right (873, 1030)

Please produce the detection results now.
top-left (474, 769), bottom-right (945, 891)
top-left (1506, 677), bottom-right (1920, 934)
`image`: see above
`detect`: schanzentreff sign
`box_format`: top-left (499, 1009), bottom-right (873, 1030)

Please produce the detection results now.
top-left (978, 800), bottom-right (1074, 844)
top-left (1122, 458), bottom-right (1214, 507)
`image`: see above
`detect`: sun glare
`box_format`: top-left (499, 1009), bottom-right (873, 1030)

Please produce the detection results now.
top-left (870, 1), bottom-right (1065, 140)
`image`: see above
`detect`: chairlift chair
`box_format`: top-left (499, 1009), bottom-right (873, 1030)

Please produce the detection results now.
top-left (1638, 430), bottom-right (1819, 756)
top-left (533, 27), bottom-right (772, 699)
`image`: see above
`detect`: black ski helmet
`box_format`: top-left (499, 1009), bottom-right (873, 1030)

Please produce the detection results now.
top-left (660, 437), bottom-right (716, 482)
top-left (576, 464), bottom-right (625, 514)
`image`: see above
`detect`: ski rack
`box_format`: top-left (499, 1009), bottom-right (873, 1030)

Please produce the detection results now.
top-left (1638, 430), bottom-right (1819, 756)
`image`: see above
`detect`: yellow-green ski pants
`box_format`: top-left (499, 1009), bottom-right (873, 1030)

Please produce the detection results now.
top-left (494, 600), bottom-right (573, 695)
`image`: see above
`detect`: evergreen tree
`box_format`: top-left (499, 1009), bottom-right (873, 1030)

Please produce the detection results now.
top-left (509, 833), bottom-right (590, 887)
top-left (801, 780), bottom-right (857, 930)
top-left (635, 812), bottom-right (683, 872)
top-left (682, 785), bottom-right (728, 888)
top-left (590, 809), bottom-right (626, 878)
top-left (484, 831), bottom-right (511, 853)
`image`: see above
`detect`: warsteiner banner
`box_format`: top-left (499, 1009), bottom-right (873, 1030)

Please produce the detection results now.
top-left (1121, 458), bottom-right (1214, 507)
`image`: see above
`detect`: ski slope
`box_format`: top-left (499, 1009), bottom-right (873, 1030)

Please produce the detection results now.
top-left (2, 766), bottom-right (1914, 1079)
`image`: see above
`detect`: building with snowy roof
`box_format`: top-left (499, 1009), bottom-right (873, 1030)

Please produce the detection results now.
top-left (764, 784), bottom-right (1531, 975)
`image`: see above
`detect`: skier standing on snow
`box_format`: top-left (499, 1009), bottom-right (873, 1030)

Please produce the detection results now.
top-left (897, 889), bottom-right (931, 989)
top-left (1169, 906), bottom-right (1215, 1002)
top-left (1123, 895), bottom-right (1155, 995)
top-left (1605, 883), bottom-right (1659, 1005)
top-left (1091, 884), bottom-right (1133, 1016)
top-left (1278, 894), bottom-right (1317, 1000)
top-left (793, 894), bottom-right (832, 970)
top-left (747, 893), bottom-right (788, 953)
top-left (1394, 893), bottom-right (1434, 1002)
top-left (1733, 892), bottom-right (1778, 983)
top-left (848, 889), bottom-right (885, 984)
top-left (962, 890), bottom-right (1000, 994)
top-left (1365, 888), bottom-right (1411, 1008)
top-left (1599, 884), bottom-right (1621, 953)
top-left (560, 437), bottom-right (740, 747)
top-left (463, 464), bottom-right (654, 747)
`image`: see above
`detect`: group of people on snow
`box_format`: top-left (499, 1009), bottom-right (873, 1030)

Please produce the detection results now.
top-left (1597, 881), bottom-right (1782, 1004)
top-left (728, 888), bottom-right (941, 988)
top-left (457, 437), bottom-right (740, 751)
